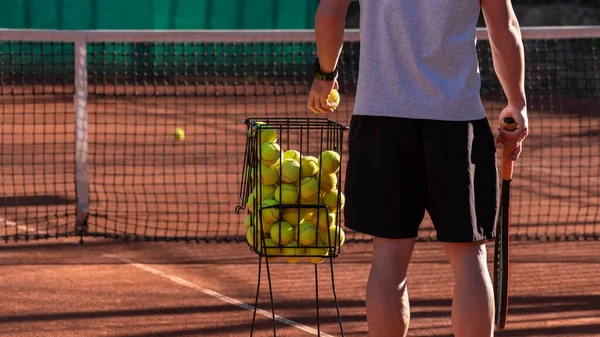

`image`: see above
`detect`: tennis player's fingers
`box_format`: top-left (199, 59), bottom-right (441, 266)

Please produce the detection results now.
top-left (307, 94), bottom-right (320, 114)
top-left (333, 80), bottom-right (339, 90)
top-left (318, 95), bottom-right (335, 114)
top-left (508, 142), bottom-right (523, 161)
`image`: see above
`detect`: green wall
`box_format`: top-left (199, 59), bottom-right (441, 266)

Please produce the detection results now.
top-left (0, 0), bottom-right (318, 30)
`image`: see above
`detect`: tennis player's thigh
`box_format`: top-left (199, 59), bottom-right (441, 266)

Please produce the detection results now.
top-left (421, 117), bottom-right (498, 243)
top-left (344, 115), bottom-right (427, 239)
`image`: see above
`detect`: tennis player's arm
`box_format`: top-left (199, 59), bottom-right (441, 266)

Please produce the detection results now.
top-left (314, 0), bottom-right (352, 73)
top-left (481, 0), bottom-right (526, 108)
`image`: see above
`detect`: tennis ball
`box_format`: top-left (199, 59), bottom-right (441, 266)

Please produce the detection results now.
top-left (274, 183), bottom-right (298, 205)
top-left (243, 213), bottom-right (255, 230)
top-left (260, 198), bottom-right (281, 224)
top-left (257, 217), bottom-right (274, 234)
top-left (307, 242), bottom-right (329, 264)
top-left (318, 172), bottom-right (338, 192)
top-left (246, 226), bottom-right (263, 250)
top-left (300, 177), bottom-right (320, 202)
top-left (246, 192), bottom-right (256, 213)
top-left (322, 189), bottom-right (345, 212)
top-left (254, 183), bottom-right (276, 202)
top-left (318, 150), bottom-right (341, 175)
top-left (174, 128), bottom-right (185, 141)
top-left (300, 156), bottom-right (319, 178)
top-left (260, 142), bottom-right (281, 167)
top-left (258, 163), bottom-right (279, 186)
top-left (280, 158), bottom-right (301, 183)
top-left (311, 208), bottom-right (336, 231)
top-left (270, 221), bottom-right (295, 245)
top-left (319, 224), bottom-right (346, 249)
top-left (281, 208), bottom-right (306, 227)
top-left (298, 222), bottom-right (318, 247)
top-left (327, 89), bottom-right (340, 109)
top-left (249, 122), bottom-right (277, 142)
top-left (283, 149), bottom-right (301, 162)
top-left (261, 238), bottom-right (281, 261)
top-left (281, 241), bottom-right (305, 264)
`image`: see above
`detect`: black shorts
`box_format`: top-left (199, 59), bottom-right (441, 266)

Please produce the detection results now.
top-left (343, 115), bottom-right (498, 242)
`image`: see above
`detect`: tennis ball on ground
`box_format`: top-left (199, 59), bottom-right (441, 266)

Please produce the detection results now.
top-left (280, 158), bottom-right (301, 183)
top-left (298, 222), bottom-right (318, 247)
top-left (274, 183), bottom-right (298, 205)
top-left (281, 208), bottom-right (306, 227)
top-left (174, 128), bottom-right (185, 141)
top-left (318, 150), bottom-right (341, 175)
top-left (281, 241), bottom-right (305, 264)
top-left (318, 172), bottom-right (338, 192)
top-left (254, 183), bottom-right (276, 202)
top-left (311, 208), bottom-right (336, 231)
top-left (283, 149), bottom-right (301, 162)
top-left (300, 156), bottom-right (319, 178)
top-left (300, 177), bottom-right (320, 202)
top-left (270, 221), bottom-right (295, 245)
top-left (260, 142), bottom-right (281, 166)
top-left (322, 189), bottom-right (345, 212)
top-left (261, 238), bottom-right (281, 261)
top-left (260, 199), bottom-right (281, 224)
top-left (319, 224), bottom-right (346, 249)
top-left (327, 89), bottom-right (340, 109)
top-left (257, 163), bottom-right (279, 186)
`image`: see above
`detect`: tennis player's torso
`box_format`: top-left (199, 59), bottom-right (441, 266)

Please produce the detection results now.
top-left (354, 0), bottom-right (487, 121)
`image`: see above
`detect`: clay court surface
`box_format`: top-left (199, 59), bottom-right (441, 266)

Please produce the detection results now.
top-left (1, 239), bottom-right (600, 337)
top-left (2, 83), bottom-right (600, 337)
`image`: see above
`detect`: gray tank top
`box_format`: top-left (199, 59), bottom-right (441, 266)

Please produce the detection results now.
top-left (353, 0), bottom-right (487, 121)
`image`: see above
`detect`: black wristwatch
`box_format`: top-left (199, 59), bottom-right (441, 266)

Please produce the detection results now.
top-left (313, 56), bottom-right (338, 81)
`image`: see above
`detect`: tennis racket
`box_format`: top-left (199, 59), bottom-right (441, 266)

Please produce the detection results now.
top-left (493, 116), bottom-right (517, 330)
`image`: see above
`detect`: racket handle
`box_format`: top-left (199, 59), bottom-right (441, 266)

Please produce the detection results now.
top-left (501, 117), bottom-right (517, 180)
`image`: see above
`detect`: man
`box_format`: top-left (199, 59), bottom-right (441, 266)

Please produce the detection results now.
top-left (307, 0), bottom-right (529, 336)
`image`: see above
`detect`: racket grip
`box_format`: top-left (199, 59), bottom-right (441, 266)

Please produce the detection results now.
top-left (500, 117), bottom-right (517, 180)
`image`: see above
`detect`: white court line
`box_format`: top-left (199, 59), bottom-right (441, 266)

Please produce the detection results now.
top-left (102, 254), bottom-right (336, 337)
top-left (0, 217), bottom-right (39, 233)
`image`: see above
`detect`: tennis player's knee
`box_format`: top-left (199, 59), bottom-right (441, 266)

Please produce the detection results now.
top-left (442, 241), bottom-right (488, 269)
top-left (372, 237), bottom-right (415, 272)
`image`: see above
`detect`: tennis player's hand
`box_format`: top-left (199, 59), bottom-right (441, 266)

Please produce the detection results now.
top-left (496, 104), bottom-right (529, 161)
top-left (307, 78), bottom-right (339, 115)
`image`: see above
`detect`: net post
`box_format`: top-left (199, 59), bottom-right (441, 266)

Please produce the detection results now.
top-left (74, 33), bottom-right (89, 239)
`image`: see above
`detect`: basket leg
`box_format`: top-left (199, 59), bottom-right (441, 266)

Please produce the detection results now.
top-left (265, 256), bottom-right (278, 336)
top-left (250, 256), bottom-right (262, 337)
top-left (329, 256), bottom-right (345, 336)
top-left (315, 264), bottom-right (321, 337)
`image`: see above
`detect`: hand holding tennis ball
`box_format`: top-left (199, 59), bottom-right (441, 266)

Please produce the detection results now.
top-left (327, 89), bottom-right (340, 110)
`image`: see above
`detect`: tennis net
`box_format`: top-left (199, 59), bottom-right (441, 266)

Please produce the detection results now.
top-left (1, 27), bottom-right (598, 243)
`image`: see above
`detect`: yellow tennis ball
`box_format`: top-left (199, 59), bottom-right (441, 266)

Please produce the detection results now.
top-left (300, 156), bottom-right (319, 178)
top-left (260, 198), bottom-right (281, 224)
top-left (318, 150), bottom-right (341, 175)
top-left (261, 238), bottom-right (282, 261)
top-left (281, 241), bottom-right (305, 264)
top-left (283, 149), bottom-right (301, 162)
top-left (257, 163), bottom-right (279, 186)
top-left (246, 226), bottom-right (263, 250)
top-left (319, 224), bottom-right (346, 249)
top-left (258, 217), bottom-right (274, 234)
top-left (260, 142), bottom-right (281, 167)
top-left (254, 183), bottom-right (276, 202)
top-left (257, 124), bottom-right (278, 144)
top-left (246, 192), bottom-right (256, 213)
top-left (311, 208), bottom-right (336, 231)
top-left (274, 183), bottom-right (298, 205)
top-left (174, 128), bottom-right (185, 141)
top-left (270, 221), bottom-right (295, 245)
top-left (280, 158), bottom-right (301, 183)
top-left (243, 213), bottom-right (254, 230)
top-left (298, 222), bottom-right (318, 247)
top-left (322, 189), bottom-right (345, 212)
top-left (307, 242), bottom-right (329, 264)
top-left (281, 208), bottom-right (306, 227)
top-left (318, 172), bottom-right (338, 193)
top-left (327, 89), bottom-right (340, 109)
top-left (300, 177), bottom-right (320, 202)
